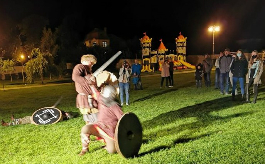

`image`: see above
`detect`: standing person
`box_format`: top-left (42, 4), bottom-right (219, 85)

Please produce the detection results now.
top-left (168, 58), bottom-right (174, 87)
top-left (202, 54), bottom-right (213, 87)
top-left (118, 60), bottom-right (131, 106)
top-left (230, 49), bottom-right (248, 100)
top-left (72, 54), bottom-right (98, 125)
top-left (160, 59), bottom-right (170, 88)
top-left (195, 63), bottom-right (203, 88)
top-left (229, 54), bottom-right (238, 95)
top-left (131, 59), bottom-right (143, 90)
top-left (78, 85), bottom-right (124, 156)
top-left (214, 52), bottom-right (223, 89)
top-left (245, 50), bottom-right (264, 103)
top-left (219, 48), bottom-right (233, 95)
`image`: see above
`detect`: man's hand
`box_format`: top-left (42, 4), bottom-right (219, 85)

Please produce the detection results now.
top-left (85, 74), bottom-right (96, 85)
top-left (90, 75), bottom-right (96, 83)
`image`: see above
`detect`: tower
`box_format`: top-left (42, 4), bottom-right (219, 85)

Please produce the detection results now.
top-left (157, 39), bottom-right (168, 71)
top-left (139, 32), bottom-right (152, 59)
top-left (139, 32), bottom-right (153, 72)
top-left (157, 39), bottom-right (168, 59)
top-left (176, 32), bottom-right (187, 61)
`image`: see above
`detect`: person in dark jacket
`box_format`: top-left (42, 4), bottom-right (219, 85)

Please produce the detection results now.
top-left (230, 49), bottom-right (248, 100)
top-left (168, 58), bottom-right (174, 87)
top-left (245, 50), bottom-right (264, 103)
top-left (202, 54), bottom-right (213, 87)
top-left (195, 63), bottom-right (203, 88)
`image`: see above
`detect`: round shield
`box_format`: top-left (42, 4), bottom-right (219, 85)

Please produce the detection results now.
top-left (115, 112), bottom-right (143, 158)
top-left (32, 107), bottom-right (62, 125)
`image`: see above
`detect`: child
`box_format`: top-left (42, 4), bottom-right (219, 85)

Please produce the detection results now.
top-left (195, 63), bottom-right (203, 88)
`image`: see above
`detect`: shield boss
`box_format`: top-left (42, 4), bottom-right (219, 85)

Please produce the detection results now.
top-left (115, 112), bottom-right (143, 158)
top-left (32, 107), bottom-right (62, 125)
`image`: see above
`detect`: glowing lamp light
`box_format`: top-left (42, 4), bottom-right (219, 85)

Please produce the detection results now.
top-left (208, 26), bottom-right (220, 32)
top-left (208, 25), bottom-right (220, 55)
top-left (20, 54), bottom-right (25, 59)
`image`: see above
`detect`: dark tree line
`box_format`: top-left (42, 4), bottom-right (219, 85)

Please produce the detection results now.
top-left (0, 13), bottom-right (141, 83)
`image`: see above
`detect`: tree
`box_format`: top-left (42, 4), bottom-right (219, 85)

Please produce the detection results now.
top-left (0, 58), bottom-right (3, 80)
top-left (2, 59), bottom-right (15, 82)
top-left (40, 27), bottom-right (59, 79)
top-left (25, 48), bottom-right (49, 84)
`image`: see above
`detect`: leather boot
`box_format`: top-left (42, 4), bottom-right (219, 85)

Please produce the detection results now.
top-left (252, 84), bottom-right (258, 104)
top-left (245, 84), bottom-right (250, 102)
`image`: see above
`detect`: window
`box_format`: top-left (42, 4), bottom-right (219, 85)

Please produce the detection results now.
top-left (102, 41), bottom-right (107, 47)
top-left (93, 42), bottom-right (97, 46)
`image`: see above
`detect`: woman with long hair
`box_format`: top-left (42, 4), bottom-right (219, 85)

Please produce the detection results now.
top-left (245, 50), bottom-right (264, 103)
top-left (230, 49), bottom-right (248, 100)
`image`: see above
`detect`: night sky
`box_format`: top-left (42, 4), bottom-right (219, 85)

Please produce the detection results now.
top-left (1, 0), bottom-right (265, 55)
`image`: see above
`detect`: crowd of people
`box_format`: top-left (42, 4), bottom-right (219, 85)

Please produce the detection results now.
top-left (195, 48), bottom-right (263, 104)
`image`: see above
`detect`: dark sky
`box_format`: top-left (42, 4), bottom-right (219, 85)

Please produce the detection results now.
top-left (1, 0), bottom-right (265, 55)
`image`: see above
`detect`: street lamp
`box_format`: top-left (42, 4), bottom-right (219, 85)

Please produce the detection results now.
top-left (20, 54), bottom-right (25, 83)
top-left (208, 25), bottom-right (220, 55)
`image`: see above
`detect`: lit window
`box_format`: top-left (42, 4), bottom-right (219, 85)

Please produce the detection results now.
top-left (93, 42), bottom-right (97, 46)
top-left (102, 41), bottom-right (107, 47)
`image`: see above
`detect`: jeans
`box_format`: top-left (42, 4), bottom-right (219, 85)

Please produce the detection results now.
top-left (204, 72), bottom-right (211, 87)
top-left (220, 72), bottom-right (230, 93)
top-left (232, 77), bottom-right (245, 95)
top-left (119, 82), bottom-right (129, 104)
top-left (215, 68), bottom-right (220, 89)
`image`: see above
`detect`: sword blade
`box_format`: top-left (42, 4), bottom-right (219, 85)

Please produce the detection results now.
top-left (51, 96), bottom-right (63, 108)
top-left (93, 51), bottom-right (122, 77)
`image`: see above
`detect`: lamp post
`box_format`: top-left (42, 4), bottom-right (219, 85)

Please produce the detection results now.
top-left (208, 25), bottom-right (220, 55)
top-left (20, 54), bottom-right (25, 83)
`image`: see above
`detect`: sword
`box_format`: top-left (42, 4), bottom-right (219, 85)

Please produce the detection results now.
top-left (93, 51), bottom-right (122, 77)
top-left (51, 96), bottom-right (63, 108)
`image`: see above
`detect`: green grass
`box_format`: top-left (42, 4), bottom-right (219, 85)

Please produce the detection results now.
top-left (0, 70), bottom-right (265, 164)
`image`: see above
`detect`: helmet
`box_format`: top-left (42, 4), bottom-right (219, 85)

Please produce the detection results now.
top-left (101, 85), bottom-right (117, 100)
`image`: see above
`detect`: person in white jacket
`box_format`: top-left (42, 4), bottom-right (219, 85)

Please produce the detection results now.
top-left (118, 60), bottom-right (131, 106)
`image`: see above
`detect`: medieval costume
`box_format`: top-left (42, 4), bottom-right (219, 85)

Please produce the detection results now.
top-left (72, 56), bottom-right (99, 124)
top-left (79, 85), bottom-right (124, 156)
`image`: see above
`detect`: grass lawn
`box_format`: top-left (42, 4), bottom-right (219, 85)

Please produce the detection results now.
top-left (0, 70), bottom-right (265, 164)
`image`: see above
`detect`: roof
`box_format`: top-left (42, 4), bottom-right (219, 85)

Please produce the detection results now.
top-left (85, 28), bottom-right (109, 40)
top-left (158, 40), bottom-right (167, 50)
